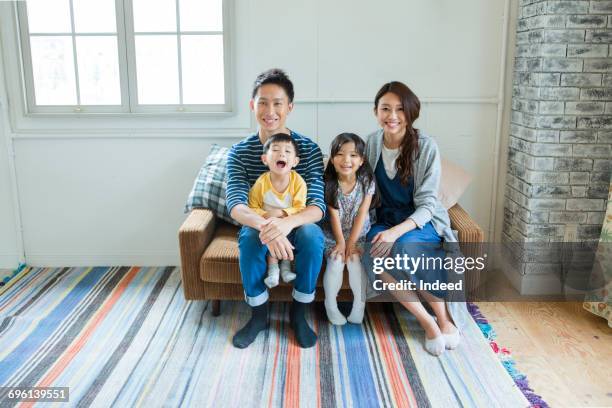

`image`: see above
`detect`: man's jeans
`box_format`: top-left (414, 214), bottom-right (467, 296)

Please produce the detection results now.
top-left (238, 224), bottom-right (324, 306)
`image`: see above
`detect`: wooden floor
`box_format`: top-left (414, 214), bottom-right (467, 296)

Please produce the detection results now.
top-left (476, 301), bottom-right (612, 407)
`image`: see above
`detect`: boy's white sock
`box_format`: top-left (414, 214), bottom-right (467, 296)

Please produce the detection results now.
top-left (323, 256), bottom-right (346, 325)
top-left (264, 263), bottom-right (280, 288)
top-left (346, 255), bottom-right (367, 324)
top-left (279, 260), bottom-right (296, 283)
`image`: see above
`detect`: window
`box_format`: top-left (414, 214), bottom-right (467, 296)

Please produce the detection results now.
top-left (16, 0), bottom-right (230, 114)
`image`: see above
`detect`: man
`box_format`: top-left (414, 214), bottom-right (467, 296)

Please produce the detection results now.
top-left (226, 69), bottom-right (325, 348)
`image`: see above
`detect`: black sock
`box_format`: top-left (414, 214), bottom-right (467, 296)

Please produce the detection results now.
top-left (290, 300), bottom-right (317, 348)
top-left (232, 302), bottom-right (269, 349)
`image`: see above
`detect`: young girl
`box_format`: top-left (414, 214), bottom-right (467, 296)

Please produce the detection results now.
top-left (322, 133), bottom-right (377, 325)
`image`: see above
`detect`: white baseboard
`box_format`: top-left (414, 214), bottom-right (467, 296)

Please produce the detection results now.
top-left (0, 252), bottom-right (20, 269)
top-left (25, 250), bottom-right (180, 267)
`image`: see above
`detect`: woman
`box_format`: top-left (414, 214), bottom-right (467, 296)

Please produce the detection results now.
top-left (364, 81), bottom-right (465, 356)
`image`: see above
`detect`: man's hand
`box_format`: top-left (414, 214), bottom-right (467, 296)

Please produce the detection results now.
top-left (369, 227), bottom-right (401, 258)
top-left (266, 235), bottom-right (295, 260)
top-left (259, 217), bottom-right (295, 245)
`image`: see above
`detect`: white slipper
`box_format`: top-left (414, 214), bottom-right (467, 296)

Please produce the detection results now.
top-left (425, 335), bottom-right (446, 356)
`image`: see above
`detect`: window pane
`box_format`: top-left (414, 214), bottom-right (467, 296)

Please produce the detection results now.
top-left (181, 35), bottom-right (224, 104)
top-left (135, 35), bottom-right (179, 104)
top-left (76, 36), bottom-right (120, 105)
top-left (179, 0), bottom-right (223, 32)
top-left (133, 0), bottom-right (176, 32)
top-left (30, 36), bottom-right (77, 105)
top-left (26, 0), bottom-right (72, 33)
top-left (73, 0), bottom-right (116, 33)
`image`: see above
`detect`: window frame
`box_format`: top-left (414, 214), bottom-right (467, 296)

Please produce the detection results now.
top-left (15, 0), bottom-right (232, 116)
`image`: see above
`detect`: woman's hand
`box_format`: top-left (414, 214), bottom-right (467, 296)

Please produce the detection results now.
top-left (369, 227), bottom-right (401, 258)
top-left (345, 241), bottom-right (363, 261)
top-left (330, 242), bottom-right (346, 263)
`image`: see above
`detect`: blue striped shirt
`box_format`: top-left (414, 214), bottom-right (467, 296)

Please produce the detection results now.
top-left (226, 131), bottom-right (326, 217)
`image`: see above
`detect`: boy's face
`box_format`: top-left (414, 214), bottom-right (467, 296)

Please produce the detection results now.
top-left (261, 141), bottom-right (299, 176)
top-left (250, 84), bottom-right (293, 139)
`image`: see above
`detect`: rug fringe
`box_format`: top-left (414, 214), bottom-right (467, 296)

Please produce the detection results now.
top-left (467, 302), bottom-right (549, 408)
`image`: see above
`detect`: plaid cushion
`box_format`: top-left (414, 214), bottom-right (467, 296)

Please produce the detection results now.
top-left (184, 144), bottom-right (240, 226)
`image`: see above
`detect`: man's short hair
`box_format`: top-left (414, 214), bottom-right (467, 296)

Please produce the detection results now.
top-left (263, 133), bottom-right (300, 157)
top-left (252, 69), bottom-right (295, 103)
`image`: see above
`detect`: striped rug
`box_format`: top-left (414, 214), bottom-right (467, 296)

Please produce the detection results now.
top-left (0, 266), bottom-right (530, 407)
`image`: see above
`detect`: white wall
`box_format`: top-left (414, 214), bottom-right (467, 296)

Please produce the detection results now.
top-left (0, 0), bottom-right (513, 267)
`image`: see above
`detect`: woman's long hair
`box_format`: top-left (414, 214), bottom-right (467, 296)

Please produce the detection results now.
top-left (324, 133), bottom-right (378, 209)
top-left (374, 81), bottom-right (420, 185)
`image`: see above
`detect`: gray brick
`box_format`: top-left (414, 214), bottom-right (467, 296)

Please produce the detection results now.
top-left (573, 143), bottom-right (612, 156)
top-left (554, 157), bottom-right (594, 170)
top-left (560, 129), bottom-right (598, 143)
top-left (580, 87), bottom-right (612, 99)
top-left (530, 211), bottom-right (550, 223)
top-left (517, 44), bottom-right (544, 58)
top-left (567, 14), bottom-right (607, 27)
top-left (509, 137), bottom-right (532, 154)
top-left (527, 14), bottom-right (567, 29)
top-left (534, 157), bottom-right (556, 170)
top-left (533, 185), bottom-right (572, 197)
top-left (513, 98), bottom-right (539, 114)
top-left (549, 211), bottom-right (588, 223)
top-left (527, 170), bottom-right (570, 184)
top-left (540, 87), bottom-right (580, 100)
top-left (577, 225), bottom-right (603, 239)
top-left (605, 102), bottom-right (612, 114)
top-left (585, 29), bottom-right (612, 42)
top-left (537, 129), bottom-right (560, 142)
top-left (513, 85), bottom-right (540, 99)
top-left (587, 211), bottom-right (605, 224)
top-left (572, 186), bottom-right (588, 196)
top-left (542, 58), bottom-right (583, 72)
top-left (526, 224), bottom-right (565, 237)
top-left (542, 43), bottom-right (568, 56)
top-left (588, 183), bottom-right (610, 197)
top-left (591, 171), bottom-right (612, 182)
top-left (566, 198), bottom-right (604, 210)
top-left (598, 130), bottom-right (612, 143)
top-left (512, 111), bottom-right (538, 127)
top-left (511, 124), bottom-right (538, 141)
top-left (561, 73), bottom-right (602, 86)
top-left (509, 149), bottom-right (535, 169)
top-left (537, 115), bottom-right (577, 129)
top-left (544, 29), bottom-right (586, 42)
top-left (539, 101), bottom-right (565, 114)
top-left (532, 142), bottom-right (573, 156)
top-left (604, 74), bottom-right (612, 85)
top-left (514, 72), bottom-right (531, 85)
top-left (529, 29), bottom-right (545, 43)
top-left (567, 44), bottom-right (608, 57)
top-left (584, 58), bottom-right (612, 71)
top-left (571, 171), bottom-right (590, 183)
top-left (531, 73), bottom-right (561, 86)
top-left (548, 1), bottom-right (589, 14)
top-left (515, 58), bottom-right (529, 72)
top-left (564, 102), bottom-right (606, 114)
top-left (506, 185), bottom-right (530, 207)
top-left (577, 116), bottom-right (612, 129)
top-left (589, 1), bottom-right (612, 13)
top-left (508, 174), bottom-right (534, 196)
top-left (527, 198), bottom-right (567, 210)
top-left (593, 158), bottom-right (611, 171)
top-left (527, 58), bottom-right (543, 71)
top-left (524, 2), bottom-right (547, 17)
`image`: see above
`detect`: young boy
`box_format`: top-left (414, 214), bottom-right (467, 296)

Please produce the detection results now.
top-left (248, 133), bottom-right (307, 287)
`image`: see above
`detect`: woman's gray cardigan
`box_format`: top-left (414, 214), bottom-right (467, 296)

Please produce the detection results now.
top-left (365, 129), bottom-right (468, 329)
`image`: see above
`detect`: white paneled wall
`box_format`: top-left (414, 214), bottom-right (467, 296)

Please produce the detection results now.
top-left (0, 0), bottom-right (514, 267)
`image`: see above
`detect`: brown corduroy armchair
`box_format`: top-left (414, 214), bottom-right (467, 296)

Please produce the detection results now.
top-left (178, 204), bottom-right (484, 316)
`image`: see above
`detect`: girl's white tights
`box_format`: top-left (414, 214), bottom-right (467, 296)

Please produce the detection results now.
top-left (323, 254), bottom-right (367, 325)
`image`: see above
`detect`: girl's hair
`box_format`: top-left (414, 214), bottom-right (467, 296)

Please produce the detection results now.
top-left (374, 81), bottom-right (420, 185)
top-left (324, 133), bottom-right (378, 209)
